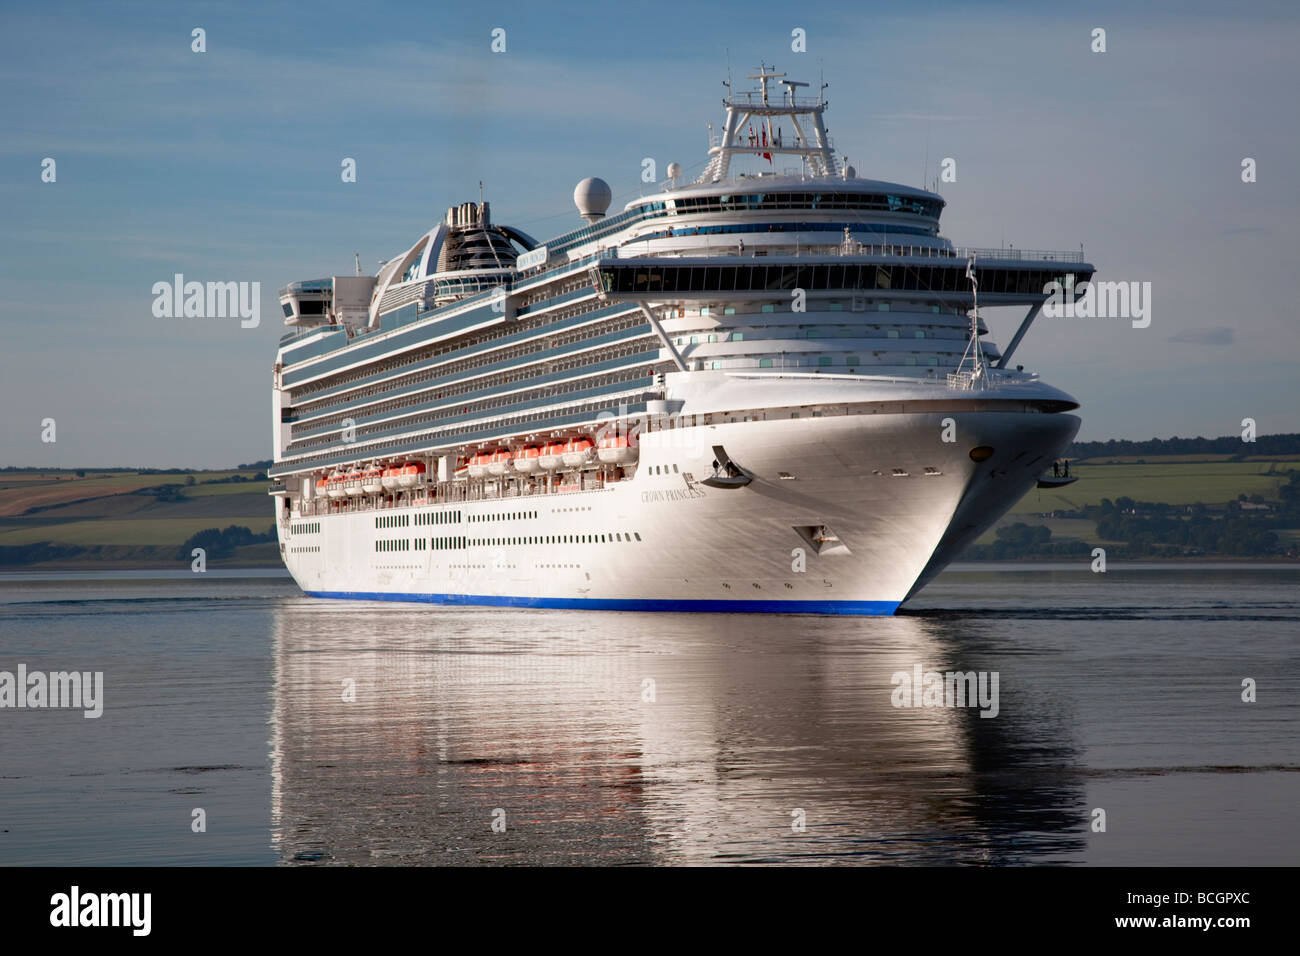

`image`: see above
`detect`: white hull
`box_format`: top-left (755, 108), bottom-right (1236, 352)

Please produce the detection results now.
top-left (277, 409), bottom-right (1078, 613)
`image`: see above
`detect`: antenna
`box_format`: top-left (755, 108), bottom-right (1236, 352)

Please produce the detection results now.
top-left (478, 180), bottom-right (484, 205)
top-left (354, 252), bottom-right (361, 276)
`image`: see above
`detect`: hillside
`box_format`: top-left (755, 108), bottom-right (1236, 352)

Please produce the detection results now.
top-left (0, 470), bottom-right (279, 569)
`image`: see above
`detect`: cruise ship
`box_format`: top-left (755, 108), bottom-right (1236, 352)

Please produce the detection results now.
top-left (269, 66), bottom-right (1093, 614)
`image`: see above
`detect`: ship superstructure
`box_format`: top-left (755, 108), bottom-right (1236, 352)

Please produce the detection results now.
top-left (269, 66), bottom-right (1093, 613)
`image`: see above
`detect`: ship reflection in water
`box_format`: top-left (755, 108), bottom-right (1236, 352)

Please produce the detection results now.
top-left (269, 602), bottom-right (1086, 865)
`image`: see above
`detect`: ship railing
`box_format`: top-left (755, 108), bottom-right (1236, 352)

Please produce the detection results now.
top-left (634, 242), bottom-right (1085, 263)
top-left (726, 92), bottom-right (825, 110)
top-left (726, 369), bottom-right (1038, 388)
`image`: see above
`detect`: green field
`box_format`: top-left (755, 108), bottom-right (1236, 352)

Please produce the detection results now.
top-left (1012, 461), bottom-right (1292, 512)
top-left (0, 469), bottom-right (274, 563)
top-left (0, 516), bottom-right (272, 547)
top-left (974, 457), bottom-right (1299, 546)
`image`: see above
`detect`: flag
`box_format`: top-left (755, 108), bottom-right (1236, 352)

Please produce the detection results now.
top-left (761, 123), bottom-right (772, 164)
top-left (965, 257), bottom-right (978, 291)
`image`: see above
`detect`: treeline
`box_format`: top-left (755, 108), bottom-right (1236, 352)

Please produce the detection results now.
top-left (964, 523), bottom-right (1093, 560)
top-left (0, 524), bottom-right (280, 567)
top-left (1083, 475), bottom-right (1300, 556)
top-left (1067, 433), bottom-right (1300, 459)
top-left (177, 524), bottom-right (277, 560)
top-left (968, 472), bottom-right (1300, 560)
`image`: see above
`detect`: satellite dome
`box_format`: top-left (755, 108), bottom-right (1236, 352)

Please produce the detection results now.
top-left (666, 162), bottom-right (682, 180)
top-left (843, 164), bottom-right (857, 179)
top-left (573, 177), bottom-right (612, 223)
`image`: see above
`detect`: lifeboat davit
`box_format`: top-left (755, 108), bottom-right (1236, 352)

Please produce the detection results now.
top-left (538, 442), bottom-right (566, 471)
top-left (597, 434), bottom-right (638, 464)
top-left (514, 445), bottom-right (541, 474)
top-left (467, 451), bottom-right (492, 479)
top-left (562, 436), bottom-right (595, 469)
top-left (326, 473), bottom-right (347, 499)
top-left (380, 465), bottom-right (401, 491)
top-left (486, 448), bottom-right (513, 476)
top-left (397, 461), bottom-right (425, 488)
top-left (361, 468), bottom-right (384, 494)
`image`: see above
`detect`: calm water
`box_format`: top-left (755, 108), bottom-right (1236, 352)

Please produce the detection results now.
top-left (0, 565), bottom-right (1296, 866)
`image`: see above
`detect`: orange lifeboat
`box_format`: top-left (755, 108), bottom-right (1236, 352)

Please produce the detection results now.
top-left (562, 436), bottom-right (594, 468)
top-left (361, 467), bottom-right (384, 494)
top-left (326, 472), bottom-right (346, 499)
top-left (467, 451), bottom-right (492, 479)
top-left (380, 465), bottom-right (401, 491)
top-left (597, 433), bottom-right (638, 464)
top-left (514, 445), bottom-right (541, 474)
top-left (538, 441), bottom-right (566, 471)
top-left (397, 461), bottom-right (425, 488)
top-left (486, 448), bottom-right (513, 477)
top-left (344, 470), bottom-right (364, 496)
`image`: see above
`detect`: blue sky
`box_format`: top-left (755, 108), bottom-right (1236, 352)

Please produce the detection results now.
top-left (2, 0), bottom-right (1297, 467)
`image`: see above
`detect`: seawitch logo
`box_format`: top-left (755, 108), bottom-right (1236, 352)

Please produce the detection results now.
top-left (151, 273), bottom-right (260, 328)
top-left (49, 886), bottom-right (150, 936)
top-left (0, 664), bottom-right (103, 718)
top-left (891, 663), bottom-right (999, 718)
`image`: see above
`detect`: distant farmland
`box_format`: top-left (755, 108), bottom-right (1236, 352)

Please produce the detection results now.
top-left (979, 455), bottom-right (1299, 548)
top-left (0, 470), bottom-right (277, 568)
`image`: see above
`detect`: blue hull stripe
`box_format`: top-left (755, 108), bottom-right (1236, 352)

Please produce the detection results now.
top-left (303, 590), bottom-right (899, 616)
